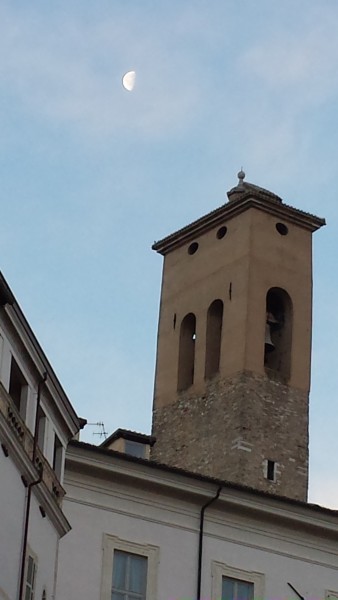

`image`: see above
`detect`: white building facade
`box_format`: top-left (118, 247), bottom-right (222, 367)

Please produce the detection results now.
top-left (56, 179), bottom-right (338, 600)
top-left (0, 273), bottom-right (81, 600)
top-left (57, 441), bottom-right (338, 600)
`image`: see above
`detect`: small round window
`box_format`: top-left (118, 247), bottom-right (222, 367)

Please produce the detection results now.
top-left (276, 222), bottom-right (288, 236)
top-left (188, 242), bottom-right (199, 255)
top-left (216, 226), bottom-right (227, 239)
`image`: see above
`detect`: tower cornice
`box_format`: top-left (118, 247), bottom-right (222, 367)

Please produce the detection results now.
top-left (152, 185), bottom-right (325, 256)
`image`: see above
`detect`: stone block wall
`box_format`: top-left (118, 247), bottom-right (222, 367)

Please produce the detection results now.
top-left (151, 371), bottom-right (308, 501)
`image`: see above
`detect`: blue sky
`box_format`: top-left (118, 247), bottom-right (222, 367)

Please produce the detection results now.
top-left (0, 1), bottom-right (337, 507)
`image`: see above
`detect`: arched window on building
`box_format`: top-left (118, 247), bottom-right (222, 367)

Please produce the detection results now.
top-left (205, 299), bottom-right (223, 379)
top-left (177, 313), bottom-right (196, 391)
top-left (264, 287), bottom-right (292, 381)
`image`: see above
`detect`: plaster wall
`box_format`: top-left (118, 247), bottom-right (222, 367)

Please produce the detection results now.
top-left (108, 437), bottom-right (125, 452)
top-left (27, 493), bottom-right (59, 599)
top-left (57, 468), bottom-right (200, 600)
top-left (0, 451), bottom-right (60, 600)
top-left (56, 468), bottom-right (338, 600)
top-left (203, 513), bottom-right (338, 600)
top-left (154, 208), bottom-right (313, 407)
top-left (0, 319), bottom-right (68, 477)
top-left (245, 209), bottom-right (312, 390)
top-left (154, 210), bottom-right (252, 407)
top-left (0, 451), bottom-right (26, 600)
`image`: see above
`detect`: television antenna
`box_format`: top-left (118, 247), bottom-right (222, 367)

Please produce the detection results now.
top-left (86, 422), bottom-right (108, 440)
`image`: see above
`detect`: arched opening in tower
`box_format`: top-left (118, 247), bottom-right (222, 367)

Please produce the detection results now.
top-left (205, 299), bottom-right (223, 379)
top-left (264, 287), bottom-right (292, 381)
top-left (177, 312), bottom-right (196, 391)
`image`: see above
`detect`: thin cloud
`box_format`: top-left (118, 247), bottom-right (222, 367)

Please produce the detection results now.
top-left (240, 6), bottom-right (338, 105)
top-left (0, 6), bottom-right (206, 139)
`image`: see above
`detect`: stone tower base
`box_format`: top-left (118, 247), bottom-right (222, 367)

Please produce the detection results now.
top-left (151, 371), bottom-right (308, 501)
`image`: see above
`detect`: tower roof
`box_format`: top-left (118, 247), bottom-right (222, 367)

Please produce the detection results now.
top-left (152, 179), bottom-right (325, 256)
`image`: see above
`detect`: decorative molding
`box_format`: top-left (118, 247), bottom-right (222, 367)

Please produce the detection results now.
top-left (100, 534), bottom-right (159, 600)
top-left (0, 411), bottom-right (70, 537)
top-left (211, 561), bottom-right (265, 600)
top-left (3, 303), bottom-right (79, 437)
top-left (152, 193), bottom-right (325, 255)
top-left (65, 446), bottom-right (338, 540)
top-left (63, 491), bottom-right (338, 570)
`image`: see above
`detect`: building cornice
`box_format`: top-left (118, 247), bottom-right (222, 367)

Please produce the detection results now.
top-left (66, 441), bottom-right (338, 539)
top-left (33, 479), bottom-right (71, 538)
top-left (152, 192), bottom-right (325, 256)
top-left (0, 411), bottom-right (71, 537)
top-left (0, 375), bottom-right (72, 537)
top-left (0, 271), bottom-right (80, 438)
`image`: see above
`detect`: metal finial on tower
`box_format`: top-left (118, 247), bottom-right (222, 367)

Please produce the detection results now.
top-left (237, 168), bottom-right (245, 188)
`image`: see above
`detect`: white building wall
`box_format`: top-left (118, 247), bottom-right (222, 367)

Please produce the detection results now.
top-left (0, 451), bottom-right (26, 600)
top-left (203, 516), bottom-right (338, 600)
top-left (27, 494), bottom-right (59, 599)
top-left (0, 277), bottom-right (79, 600)
top-left (57, 490), bottom-right (198, 600)
top-left (0, 451), bottom-right (60, 600)
top-left (57, 470), bottom-right (338, 600)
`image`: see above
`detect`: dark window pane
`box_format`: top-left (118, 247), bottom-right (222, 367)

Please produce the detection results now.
top-left (112, 550), bottom-right (147, 600)
top-left (222, 577), bottom-right (253, 600)
top-left (128, 555), bottom-right (147, 593)
top-left (125, 441), bottom-right (146, 458)
top-left (9, 357), bottom-right (26, 413)
top-left (237, 581), bottom-right (253, 600)
top-left (27, 556), bottom-right (34, 583)
top-left (112, 593), bottom-right (125, 600)
top-left (113, 551), bottom-right (127, 590)
top-left (222, 578), bottom-right (235, 600)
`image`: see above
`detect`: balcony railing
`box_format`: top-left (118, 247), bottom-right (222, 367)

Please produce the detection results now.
top-left (0, 382), bottom-right (65, 505)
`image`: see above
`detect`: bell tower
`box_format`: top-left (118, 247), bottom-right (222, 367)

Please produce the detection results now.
top-left (151, 172), bottom-right (325, 501)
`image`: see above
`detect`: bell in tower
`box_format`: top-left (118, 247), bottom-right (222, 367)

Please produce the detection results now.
top-left (150, 172), bottom-right (325, 501)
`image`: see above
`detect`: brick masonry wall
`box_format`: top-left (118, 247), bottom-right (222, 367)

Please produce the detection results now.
top-left (151, 371), bottom-right (308, 501)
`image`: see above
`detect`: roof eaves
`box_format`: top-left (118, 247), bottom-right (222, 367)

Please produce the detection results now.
top-left (152, 195), bottom-right (325, 256)
top-left (100, 428), bottom-right (156, 448)
top-left (68, 440), bottom-right (338, 518)
top-left (0, 272), bottom-right (80, 436)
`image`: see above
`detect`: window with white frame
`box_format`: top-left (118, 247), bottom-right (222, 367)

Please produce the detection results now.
top-left (212, 562), bottom-right (264, 600)
top-left (25, 554), bottom-right (37, 600)
top-left (100, 535), bottom-right (158, 600)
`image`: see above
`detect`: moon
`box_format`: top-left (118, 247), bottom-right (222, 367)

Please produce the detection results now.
top-left (122, 71), bottom-right (136, 91)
